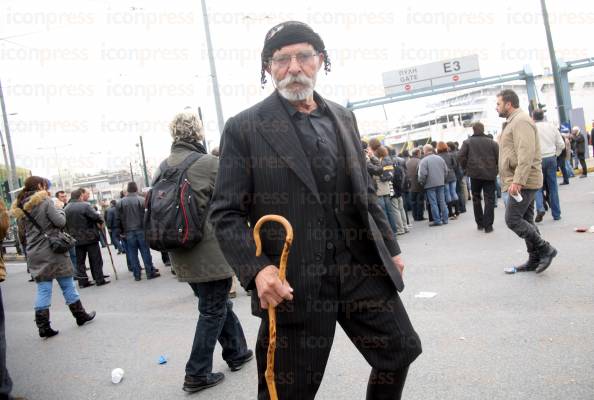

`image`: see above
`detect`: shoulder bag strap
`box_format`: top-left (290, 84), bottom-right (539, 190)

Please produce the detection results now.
top-left (20, 207), bottom-right (49, 238)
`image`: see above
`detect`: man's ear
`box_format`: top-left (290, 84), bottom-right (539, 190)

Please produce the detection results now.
top-left (317, 52), bottom-right (324, 71)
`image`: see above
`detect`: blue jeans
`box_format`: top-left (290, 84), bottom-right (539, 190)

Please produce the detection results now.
top-left (109, 229), bottom-right (125, 253)
top-left (35, 277), bottom-right (80, 311)
top-left (425, 186), bottom-right (448, 224)
top-left (186, 278), bottom-right (249, 377)
top-left (535, 156), bottom-right (561, 219)
top-left (444, 181), bottom-right (458, 203)
top-left (125, 230), bottom-right (155, 279)
top-left (378, 195), bottom-right (398, 233)
top-left (565, 160), bottom-right (575, 177)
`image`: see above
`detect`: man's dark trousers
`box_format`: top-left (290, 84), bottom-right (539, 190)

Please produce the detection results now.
top-left (185, 278), bottom-right (249, 377)
top-left (470, 178), bottom-right (496, 229)
top-left (256, 253), bottom-right (421, 400)
top-left (505, 189), bottom-right (546, 255)
top-left (75, 242), bottom-right (105, 284)
top-left (557, 156), bottom-right (569, 184)
top-left (410, 191), bottom-right (425, 220)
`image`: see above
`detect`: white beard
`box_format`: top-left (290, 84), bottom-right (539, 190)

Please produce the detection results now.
top-left (274, 73), bottom-right (316, 102)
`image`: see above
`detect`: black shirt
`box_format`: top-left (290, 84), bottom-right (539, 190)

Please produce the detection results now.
top-left (280, 96), bottom-right (338, 189)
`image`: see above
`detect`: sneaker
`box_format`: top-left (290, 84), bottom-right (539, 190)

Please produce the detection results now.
top-left (579, 175), bottom-right (588, 178)
top-left (147, 272), bottom-right (161, 279)
top-left (429, 222), bottom-right (442, 227)
top-left (484, 226), bottom-right (494, 233)
top-left (535, 211), bottom-right (545, 223)
top-left (228, 350), bottom-right (254, 372)
top-left (183, 372), bottom-right (225, 393)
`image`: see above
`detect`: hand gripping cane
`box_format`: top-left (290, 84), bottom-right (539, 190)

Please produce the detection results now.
top-left (253, 215), bottom-right (294, 400)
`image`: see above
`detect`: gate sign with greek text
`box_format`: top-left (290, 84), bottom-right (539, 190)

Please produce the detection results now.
top-left (382, 55), bottom-right (481, 95)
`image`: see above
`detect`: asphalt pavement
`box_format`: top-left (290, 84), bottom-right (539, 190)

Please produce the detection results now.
top-left (3, 175), bottom-right (594, 400)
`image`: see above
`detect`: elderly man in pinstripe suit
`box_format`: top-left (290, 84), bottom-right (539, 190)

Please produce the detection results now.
top-left (210, 21), bottom-right (421, 400)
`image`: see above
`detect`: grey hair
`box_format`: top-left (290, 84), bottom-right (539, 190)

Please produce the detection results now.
top-left (169, 112), bottom-right (204, 142)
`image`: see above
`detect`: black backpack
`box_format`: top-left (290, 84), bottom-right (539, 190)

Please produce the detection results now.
top-left (144, 152), bottom-right (205, 251)
top-left (379, 157), bottom-right (395, 182)
top-left (391, 163), bottom-right (407, 197)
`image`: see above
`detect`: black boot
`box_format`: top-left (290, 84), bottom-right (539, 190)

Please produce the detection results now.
top-left (535, 242), bottom-right (557, 273)
top-left (515, 252), bottom-right (539, 272)
top-left (35, 309), bottom-right (59, 338)
top-left (68, 300), bottom-right (96, 326)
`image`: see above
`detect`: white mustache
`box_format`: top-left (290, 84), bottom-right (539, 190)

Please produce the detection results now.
top-left (277, 74), bottom-right (313, 90)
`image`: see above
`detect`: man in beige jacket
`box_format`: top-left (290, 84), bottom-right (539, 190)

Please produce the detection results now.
top-left (496, 89), bottom-right (557, 274)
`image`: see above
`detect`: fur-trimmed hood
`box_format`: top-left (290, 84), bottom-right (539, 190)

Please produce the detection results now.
top-left (10, 190), bottom-right (49, 219)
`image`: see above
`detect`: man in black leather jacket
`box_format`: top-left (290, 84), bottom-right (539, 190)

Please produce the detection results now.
top-left (116, 182), bottom-right (160, 281)
top-left (65, 189), bottom-right (108, 287)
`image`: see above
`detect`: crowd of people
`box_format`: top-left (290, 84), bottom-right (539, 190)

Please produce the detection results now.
top-left (363, 108), bottom-right (591, 236)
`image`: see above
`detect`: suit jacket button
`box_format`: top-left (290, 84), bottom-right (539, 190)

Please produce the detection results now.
top-left (315, 253), bottom-right (322, 261)
top-left (326, 242), bottom-right (334, 250)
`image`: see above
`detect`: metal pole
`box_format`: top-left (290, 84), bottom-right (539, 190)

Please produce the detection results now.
top-left (0, 129), bottom-right (10, 179)
top-left (129, 162), bottom-right (134, 182)
top-left (201, 0), bottom-right (225, 135)
top-left (0, 79), bottom-right (18, 197)
top-left (53, 146), bottom-right (64, 189)
top-left (197, 106), bottom-right (209, 152)
top-left (540, 0), bottom-right (569, 125)
top-left (139, 135), bottom-right (149, 187)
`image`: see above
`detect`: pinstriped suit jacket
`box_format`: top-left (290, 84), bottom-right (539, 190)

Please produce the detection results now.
top-left (210, 91), bottom-right (404, 323)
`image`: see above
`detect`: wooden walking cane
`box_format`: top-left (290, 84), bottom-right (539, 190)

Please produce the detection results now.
top-left (253, 215), bottom-right (294, 400)
top-left (98, 225), bottom-right (118, 280)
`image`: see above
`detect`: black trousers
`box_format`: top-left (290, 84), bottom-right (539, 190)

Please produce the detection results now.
top-left (256, 254), bottom-right (421, 400)
top-left (578, 156), bottom-right (587, 176)
top-left (75, 243), bottom-right (105, 284)
top-left (505, 189), bottom-right (545, 254)
top-left (410, 191), bottom-right (425, 221)
top-left (470, 178), bottom-right (496, 229)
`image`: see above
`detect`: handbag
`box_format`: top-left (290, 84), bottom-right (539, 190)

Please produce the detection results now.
top-left (21, 207), bottom-right (76, 253)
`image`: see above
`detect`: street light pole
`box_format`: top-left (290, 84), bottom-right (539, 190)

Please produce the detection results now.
top-left (200, 0), bottom-right (225, 136)
top-left (0, 128), bottom-right (10, 181)
top-left (540, 0), bottom-right (569, 125)
top-left (129, 162), bottom-right (134, 182)
top-left (139, 135), bottom-right (149, 187)
top-left (0, 79), bottom-right (18, 196)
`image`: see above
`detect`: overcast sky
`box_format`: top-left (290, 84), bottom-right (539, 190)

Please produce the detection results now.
top-left (1, 0), bottom-right (593, 179)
